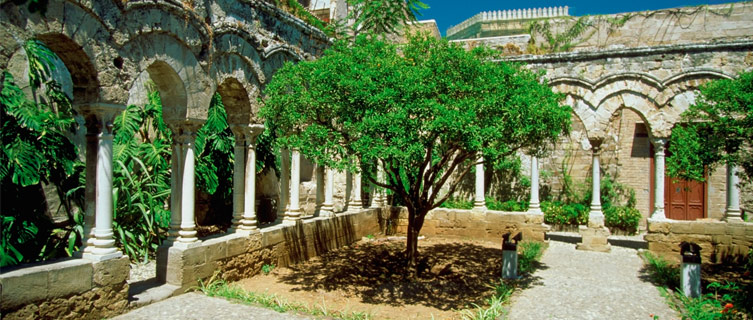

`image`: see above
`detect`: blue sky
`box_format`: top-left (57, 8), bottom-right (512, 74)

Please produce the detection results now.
top-left (417, 0), bottom-right (742, 36)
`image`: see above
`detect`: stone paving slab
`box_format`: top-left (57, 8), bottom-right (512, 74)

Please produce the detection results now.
top-left (112, 292), bottom-right (312, 320)
top-left (507, 241), bottom-right (678, 320)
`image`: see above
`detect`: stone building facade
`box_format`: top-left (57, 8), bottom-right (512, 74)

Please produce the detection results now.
top-left (448, 3), bottom-right (753, 226)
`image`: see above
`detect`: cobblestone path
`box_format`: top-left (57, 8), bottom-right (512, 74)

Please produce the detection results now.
top-left (506, 241), bottom-right (678, 320)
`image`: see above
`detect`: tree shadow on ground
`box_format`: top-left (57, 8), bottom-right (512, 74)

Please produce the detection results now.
top-left (275, 240), bottom-right (545, 311)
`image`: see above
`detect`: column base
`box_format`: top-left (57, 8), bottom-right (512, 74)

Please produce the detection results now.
top-left (576, 225), bottom-right (611, 252)
top-left (319, 211), bottom-right (335, 218)
top-left (82, 250), bottom-right (123, 261)
top-left (166, 240), bottom-right (203, 249)
top-left (650, 208), bottom-right (667, 220)
top-left (725, 209), bottom-right (743, 222)
top-left (527, 205), bottom-right (543, 215)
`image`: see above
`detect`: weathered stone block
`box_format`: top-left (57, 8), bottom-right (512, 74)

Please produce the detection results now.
top-left (647, 221), bottom-right (670, 233)
top-left (670, 222), bottom-right (693, 234)
top-left (182, 244), bottom-right (208, 266)
top-left (1, 267), bottom-right (49, 309)
top-left (47, 260), bottom-right (93, 298)
top-left (704, 222), bottom-right (727, 235)
top-left (204, 239), bottom-right (229, 263)
top-left (262, 228), bottom-right (285, 247)
top-left (91, 256), bottom-right (128, 287)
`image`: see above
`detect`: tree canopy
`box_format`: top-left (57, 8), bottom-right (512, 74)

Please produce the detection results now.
top-left (667, 71), bottom-right (753, 184)
top-left (261, 34), bottom-right (571, 272)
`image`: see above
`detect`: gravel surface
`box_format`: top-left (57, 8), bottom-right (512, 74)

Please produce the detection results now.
top-left (506, 241), bottom-right (678, 320)
top-left (113, 292), bottom-right (313, 320)
top-left (129, 260), bottom-right (157, 283)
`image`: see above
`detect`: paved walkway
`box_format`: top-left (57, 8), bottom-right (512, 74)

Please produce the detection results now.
top-left (506, 241), bottom-right (678, 320)
top-left (112, 292), bottom-right (312, 320)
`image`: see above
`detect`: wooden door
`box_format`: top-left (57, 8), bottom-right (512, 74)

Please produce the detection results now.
top-left (665, 175), bottom-right (705, 220)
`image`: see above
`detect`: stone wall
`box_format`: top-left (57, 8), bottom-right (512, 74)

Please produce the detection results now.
top-left (1, 257), bottom-right (130, 320)
top-left (450, 3), bottom-right (753, 52)
top-left (392, 207), bottom-right (548, 242)
top-left (157, 209), bottom-right (381, 291)
top-left (645, 219), bottom-right (753, 264)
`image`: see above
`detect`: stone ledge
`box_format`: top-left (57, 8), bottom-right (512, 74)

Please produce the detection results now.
top-left (1, 259), bottom-right (93, 310)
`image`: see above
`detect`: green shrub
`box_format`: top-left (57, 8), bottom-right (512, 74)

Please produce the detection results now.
top-left (542, 201), bottom-right (588, 225)
top-left (518, 241), bottom-right (544, 273)
top-left (486, 198), bottom-right (528, 212)
top-left (640, 251), bottom-right (680, 289)
top-left (261, 264), bottom-right (275, 275)
top-left (604, 206), bottom-right (641, 234)
top-left (440, 197), bottom-right (473, 210)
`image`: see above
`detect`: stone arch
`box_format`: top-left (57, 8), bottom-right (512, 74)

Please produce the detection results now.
top-left (216, 76), bottom-right (254, 125)
top-left (116, 3), bottom-right (209, 52)
top-left (34, 33), bottom-right (100, 103)
top-left (261, 49), bottom-right (302, 86)
top-left (122, 33), bottom-right (213, 122)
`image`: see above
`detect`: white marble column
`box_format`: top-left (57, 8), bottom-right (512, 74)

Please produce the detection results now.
top-left (349, 164), bottom-right (363, 210)
top-left (474, 158), bottom-right (486, 210)
top-left (588, 139), bottom-right (605, 227)
top-left (283, 149), bottom-right (302, 223)
top-left (651, 138), bottom-right (667, 220)
top-left (230, 126), bottom-right (247, 231)
top-left (315, 165), bottom-right (324, 214)
top-left (240, 125), bottom-right (264, 231)
top-left (78, 104), bottom-right (125, 261)
top-left (277, 149), bottom-right (290, 221)
top-left (725, 163), bottom-right (743, 222)
top-left (167, 129), bottom-right (184, 242)
top-left (76, 129), bottom-right (98, 256)
top-left (321, 167), bottom-right (335, 217)
top-left (528, 156), bottom-right (542, 214)
top-left (178, 123), bottom-right (202, 244)
top-left (372, 164), bottom-right (386, 207)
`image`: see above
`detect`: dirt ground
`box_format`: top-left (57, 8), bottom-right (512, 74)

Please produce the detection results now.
top-left (235, 236), bottom-right (508, 319)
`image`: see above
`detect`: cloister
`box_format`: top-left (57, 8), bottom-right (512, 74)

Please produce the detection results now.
top-left (1, 1), bottom-right (752, 319)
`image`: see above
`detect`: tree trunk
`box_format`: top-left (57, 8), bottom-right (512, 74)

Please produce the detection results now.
top-left (405, 205), bottom-right (427, 277)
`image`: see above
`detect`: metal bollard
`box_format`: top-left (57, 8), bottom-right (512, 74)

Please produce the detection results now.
top-left (680, 242), bottom-right (702, 298)
top-left (502, 232), bottom-right (522, 279)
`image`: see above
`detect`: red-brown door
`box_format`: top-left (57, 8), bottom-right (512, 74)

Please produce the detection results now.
top-left (650, 142), bottom-right (706, 220)
top-left (665, 175), bottom-right (705, 220)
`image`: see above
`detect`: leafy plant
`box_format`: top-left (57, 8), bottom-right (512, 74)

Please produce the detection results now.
top-left (604, 206), bottom-right (641, 234)
top-left (1, 39), bottom-right (83, 267)
top-left (541, 201), bottom-right (588, 225)
top-left (262, 263), bottom-right (275, 275)
top-left (439, 197), bottom-right (474, 210)
top-left (518, 241), bottom-right (544, 274)
top-left (460, 280), bottom-right (514, 320)
top-left (641, 251), bottom-right (680, 289)
top-left (486, 199), bottom-right (528, 212)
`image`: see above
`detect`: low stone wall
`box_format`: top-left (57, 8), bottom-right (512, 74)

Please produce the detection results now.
top-left (645, 219), bottom-right (753, 264)
top-left (158, 208), bottom-right (381, 291)
top-left (393, 207), bottom-right (549, 242)
top-left (1, 256), bottom-right (130, 320)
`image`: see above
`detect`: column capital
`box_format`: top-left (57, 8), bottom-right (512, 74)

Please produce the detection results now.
top-left (651, 137), bottom-right (668, 150)
top-left (588, 137), bottom-right (603, 153)
top-left (167, 119), bottom-right (204, 136)
top-left (75, 103), bottom-right (125, 134)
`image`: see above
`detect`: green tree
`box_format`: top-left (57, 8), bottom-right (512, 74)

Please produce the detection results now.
top-left (347, 0), bottom-right (428, 37)
top-left (261, 34), bottom-right (571, 274)
top-left (667, 71), bottom-right (753, 184)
